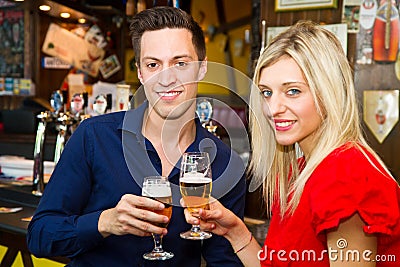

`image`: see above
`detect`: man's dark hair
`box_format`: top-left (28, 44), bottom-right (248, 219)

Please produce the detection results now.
top-left (129, 6), bottom-right (206, 65)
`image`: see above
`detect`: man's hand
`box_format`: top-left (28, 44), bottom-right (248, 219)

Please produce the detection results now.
top-left (98, 194), bottom-right (170, 237)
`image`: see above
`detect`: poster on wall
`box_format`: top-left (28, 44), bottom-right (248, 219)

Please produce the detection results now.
top-left (0, 9), bottom-right (24, 78)
top-left (363, 90), bottom-right (399, 143)
top-left (342, 0), bottom-right (361, 33)
top-left (42, 23), bottom-right (105, 77)
top-left (266, 24), bottom-right (348, 54)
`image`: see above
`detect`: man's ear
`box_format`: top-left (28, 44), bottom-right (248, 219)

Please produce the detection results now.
top-left (197, 57), bottom-right (208, 81)
top-left (136, 63), bottom-right (144, 84)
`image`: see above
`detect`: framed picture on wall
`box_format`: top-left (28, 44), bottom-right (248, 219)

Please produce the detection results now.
top-left (0, 9), bottom-right (25, 78)
top-left (266, 24), bottom-right (347, 54)
top-left (276, 0), bottom-right (337, 12)
top-left (363, 90), bottom-right (399, 144)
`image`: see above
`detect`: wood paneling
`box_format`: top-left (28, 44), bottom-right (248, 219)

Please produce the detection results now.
top-left (260, 0), bottom-right (343, 27)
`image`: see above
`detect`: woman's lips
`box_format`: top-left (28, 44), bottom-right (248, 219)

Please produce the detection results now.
top-left (274, 120), bottom-right (295, 131)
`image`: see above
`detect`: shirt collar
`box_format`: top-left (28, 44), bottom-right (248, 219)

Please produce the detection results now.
top-left (119, 101), bottom-right (148, 142)
top-left (118, 100), bottom-right (214, 152)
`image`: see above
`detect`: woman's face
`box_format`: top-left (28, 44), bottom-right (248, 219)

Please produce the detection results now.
top-left (258, 56), bottom-right (322, 155)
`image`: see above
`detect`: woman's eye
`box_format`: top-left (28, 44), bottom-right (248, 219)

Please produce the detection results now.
top-left (287, 88), bottom-right (301, 96)
top-left (261, 90), bottom-right (272, 98)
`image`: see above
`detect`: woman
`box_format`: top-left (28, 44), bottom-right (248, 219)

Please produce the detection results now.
top-left (183, 21), bottom-right (400, 266)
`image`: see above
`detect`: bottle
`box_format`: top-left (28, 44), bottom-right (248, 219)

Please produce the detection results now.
top-left (126, 0), bottom-right (134, 16)
top-left (372, 0), bottom-right (399, 63)
top-left (137, 0), bottom-right (146, 13)
top-left (375, 93), bottom-right (386, 133)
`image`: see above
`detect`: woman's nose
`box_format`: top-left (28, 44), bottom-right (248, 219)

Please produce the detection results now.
top-left (269, 95), bottom-right (286, 116)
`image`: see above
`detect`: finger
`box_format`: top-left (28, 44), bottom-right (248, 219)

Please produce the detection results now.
top-left (116, 208), bottom-right (168, 235)
top-left (198, 208), bottom-right (222, 221)
top-left (131, 205), bottom-right (170, 226)
top-left (121, 216), bottom-right (167, 236)
top-left (183, 208), bottom-right (198, 225)
top-left (124, 194), bottom-right (165, 210)
top-left (180, 198), bottom-right (186, 207)
top-left (121, 195), bottom-right (170, 225)
top-left (208, 197), bottom-right (222, 209)
top-left (128, 217), bottom-right (168, 236)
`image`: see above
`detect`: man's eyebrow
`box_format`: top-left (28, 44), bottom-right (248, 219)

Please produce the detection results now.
top-left (141, 55), bottom-right (195, 61)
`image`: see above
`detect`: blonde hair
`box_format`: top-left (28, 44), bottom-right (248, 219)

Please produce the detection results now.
top-left (249, 20), bottom-right (393, 217)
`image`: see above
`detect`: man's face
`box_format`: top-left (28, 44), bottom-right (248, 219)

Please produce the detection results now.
top-left (137, 28), bottom-right (207, 120)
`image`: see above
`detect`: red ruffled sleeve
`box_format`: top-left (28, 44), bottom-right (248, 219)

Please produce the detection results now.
top-left (308, 145), bottom-right (400, 237)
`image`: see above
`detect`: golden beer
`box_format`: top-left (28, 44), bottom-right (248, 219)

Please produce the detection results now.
top-left (146, 196), bottom-right (172, 228)
top-left (141, 176), bottom-right (174, 260)
top-left (180, 176), bottom-right (212, 215)
top-left (142, 181), bottom-right (173, 228)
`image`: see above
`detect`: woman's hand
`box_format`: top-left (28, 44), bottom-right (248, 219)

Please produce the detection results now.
top-left (182, 197), bottom-right (262, 267)
top-left (181, 197), bottom-right (247, 241)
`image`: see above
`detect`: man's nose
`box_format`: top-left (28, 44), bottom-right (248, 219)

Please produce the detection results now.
top-left (158, 67), bottom-right (177, 87)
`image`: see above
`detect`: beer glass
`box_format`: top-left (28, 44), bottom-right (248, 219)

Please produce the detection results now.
top-left (179, 152), bottom-right (213, 240)
top-left (142, 176), bottom-right (174, 260)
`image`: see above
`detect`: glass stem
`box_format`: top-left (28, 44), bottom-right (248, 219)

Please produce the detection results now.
top-left (191, 224), bottom-right (201, 233)
top-left (152, 234), bottom-right (164, 252)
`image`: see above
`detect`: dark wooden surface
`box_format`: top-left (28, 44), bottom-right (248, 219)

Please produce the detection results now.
top-left (0, 185), bottom-right (70, 266)
top-left (0, 132), bottom-right (56, 161)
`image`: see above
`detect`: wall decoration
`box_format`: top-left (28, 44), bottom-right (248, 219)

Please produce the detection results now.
top-left (99, 54), bottom-right (121, 79)
top-left (42, 23), bottom-right (105, 77)
top-left (342, 4), bottom-right (360, 32)
top-left (266, 24), bottom-right (348, 54)
top-left (275, 0), bottom-right (337, 12)
top-left (0, 9), bottom-right (24, 78)
top-left (372, 0), bottom-right (399, 63)
top-left (363, 90), bottom-right (399, 143)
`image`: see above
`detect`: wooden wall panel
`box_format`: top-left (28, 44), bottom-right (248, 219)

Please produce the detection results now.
top-left (260, 0), bottom-right (343, 27)
top-left (355, 64), bottom-right (400, 179)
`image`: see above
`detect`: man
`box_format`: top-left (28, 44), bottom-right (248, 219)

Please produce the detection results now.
top-left (27, 6), bottom-right (246, 266)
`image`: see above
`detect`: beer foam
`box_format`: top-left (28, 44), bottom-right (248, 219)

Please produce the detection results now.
top-left (180, 175), bottom-right (212, 184)
top-left (142, 186), bottom-right (171, 197)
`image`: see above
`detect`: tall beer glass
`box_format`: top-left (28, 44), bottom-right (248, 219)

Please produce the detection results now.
top-left (142, 176), bottom-right (174, 260)
top-left (179, 152), bottom-right (213, 240)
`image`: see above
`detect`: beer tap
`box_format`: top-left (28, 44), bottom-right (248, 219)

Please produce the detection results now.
top-left (53, 112), bottom-right (75, 164)
top-left (32, 111), bottom-right (51, 196)
top-left (32, 90), bottom-right (63, 196)
top-left (54, 91), bottom-right (90, 163)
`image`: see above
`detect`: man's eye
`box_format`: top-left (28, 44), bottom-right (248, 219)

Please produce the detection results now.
top-left (147, 63), bottom-right (158, 68)
top-left (175, 61), bottom-right (189, 69)
top-left (261, 90), bottom-right (272, 98)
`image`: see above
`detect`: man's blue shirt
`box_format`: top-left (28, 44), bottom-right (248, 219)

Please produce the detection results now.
top-left (27, 102), bottom-right (247, 266)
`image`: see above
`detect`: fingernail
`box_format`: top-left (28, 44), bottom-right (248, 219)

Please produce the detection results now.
top-left (211, 223), bottom-right (215, 229)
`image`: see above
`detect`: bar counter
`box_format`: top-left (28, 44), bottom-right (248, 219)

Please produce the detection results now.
top-left (0, 182), bottom-right (269, 266)
top-left (0, 184), bottom-right (69, 266)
